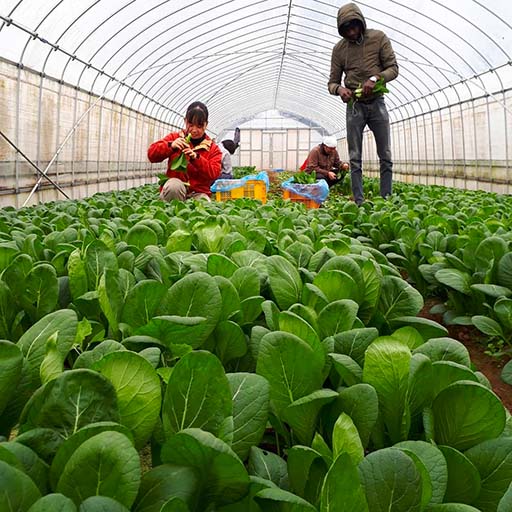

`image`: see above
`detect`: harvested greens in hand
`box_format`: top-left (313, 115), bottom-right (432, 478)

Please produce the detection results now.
top-left (170, 134), bottom-right (192, 172)
top-left (349, 77), bottom-right (389, 107)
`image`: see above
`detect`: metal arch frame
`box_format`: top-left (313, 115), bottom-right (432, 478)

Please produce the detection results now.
top-left (116, 16), bottom-right (291, 107)
top-left (273, 0), bottom-right (293, 109)
top-left (162, 55), bottom-right (344, 132)
top-left (103, 3), bottom-right (456, 132)
top-left (11, 0), bottom-right (452, 128)
top-left (209, 70), bottom-right (344, 133)
top-left (4, 1), bottom-right (511, 90)
top-left (59, 0), bottom-right (142, 82)
top-left (135, 19), bottom-right (289, 108)
top-left (3, 0), bottom-right (499, 129)
top-left (132, 33), bottom-right (287, 114)
top-left (1, 0), bottom-right (512, 199)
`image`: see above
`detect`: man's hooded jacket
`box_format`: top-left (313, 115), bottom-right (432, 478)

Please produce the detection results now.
top-left (328, 3), bottom-right (398, 96)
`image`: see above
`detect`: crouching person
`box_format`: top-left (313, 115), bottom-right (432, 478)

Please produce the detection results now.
top-left (148, 101), bottom-right (222, 201)
top-left (305, 135), bottom-right (349, 187)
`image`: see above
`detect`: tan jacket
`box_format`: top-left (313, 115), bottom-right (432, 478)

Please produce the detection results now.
top-left (305, 144), bottom-right (343, 179)
top-left (328, 3), bottom-right (398, 96)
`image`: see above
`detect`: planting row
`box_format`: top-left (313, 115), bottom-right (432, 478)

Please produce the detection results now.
top-left (0, 184), bottom-right (511, 511)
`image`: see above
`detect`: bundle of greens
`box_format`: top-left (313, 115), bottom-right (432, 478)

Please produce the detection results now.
top-left (157, 173), bottom-right (169, 187)
top-left (293, 171), bottom-right (317, 184)
top-left (170, 133), bottom-right (192, 172)
top-left (349, 77), bottom-right (389, 107)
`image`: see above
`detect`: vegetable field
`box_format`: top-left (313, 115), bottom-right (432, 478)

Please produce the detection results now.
top-left (1, 182), bottom-right (512, 512)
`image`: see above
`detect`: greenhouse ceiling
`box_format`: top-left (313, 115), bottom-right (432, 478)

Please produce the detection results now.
top-left (1, 0), bottom-right (511, 138)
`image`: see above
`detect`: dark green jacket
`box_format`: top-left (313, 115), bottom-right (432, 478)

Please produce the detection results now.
top-left (328, 3), bottom-right (398, 95)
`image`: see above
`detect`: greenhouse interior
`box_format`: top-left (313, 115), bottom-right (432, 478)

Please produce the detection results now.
top-left (1, 1), bottom-right (512, 511)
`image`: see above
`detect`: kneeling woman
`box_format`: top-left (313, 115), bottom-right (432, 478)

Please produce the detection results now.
top-left (148, 101), bottom-right (222, 201)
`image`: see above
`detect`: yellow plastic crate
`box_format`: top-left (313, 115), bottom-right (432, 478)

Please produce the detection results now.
top-left (283, 189), bottom-right (321, 209)
top-left (214, 179), bottom-right (267, 203)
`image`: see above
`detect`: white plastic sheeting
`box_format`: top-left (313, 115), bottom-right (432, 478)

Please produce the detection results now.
top-left (2, 0), bottom-right (511, 137)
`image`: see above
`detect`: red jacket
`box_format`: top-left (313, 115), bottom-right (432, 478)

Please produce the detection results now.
top-left (147, 131), bottom-right (222, 196)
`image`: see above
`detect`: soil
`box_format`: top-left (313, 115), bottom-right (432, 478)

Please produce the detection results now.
top-left (419, 298), bottom-right (512, 412)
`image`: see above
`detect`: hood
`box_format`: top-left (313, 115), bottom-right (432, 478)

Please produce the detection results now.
top-left (337, 3), bottom-right (366, 36)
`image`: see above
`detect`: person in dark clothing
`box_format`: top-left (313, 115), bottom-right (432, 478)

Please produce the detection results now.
top-left (328, 2), bottom-right (399, 205)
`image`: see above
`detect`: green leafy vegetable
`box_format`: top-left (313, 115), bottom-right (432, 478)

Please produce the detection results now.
top-left (293, 171), bottom-right (317, 184)
top-left (350, 77), bottom-right (389, 107)
top-left (170, 134), bottom-right (192, 172)
top-left (158, 173), bottom-right (169, 187)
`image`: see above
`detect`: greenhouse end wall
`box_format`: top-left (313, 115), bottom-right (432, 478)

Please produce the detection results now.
top-left (0, 59), bottom-right (173, 208)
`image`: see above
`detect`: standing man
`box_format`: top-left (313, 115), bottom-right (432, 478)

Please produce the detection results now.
top-left (304, 135), bottom-right (349, 187)
top-left (328, 3), bottom-right (398, 205)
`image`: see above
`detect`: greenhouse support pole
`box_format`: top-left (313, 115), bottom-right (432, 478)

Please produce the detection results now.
top-left (0, 129), bottom-right (70, 201)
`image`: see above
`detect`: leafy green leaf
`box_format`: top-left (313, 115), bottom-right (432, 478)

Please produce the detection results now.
top-left (78, 496), bottom-right (130, 511)
top-left (254, 487), bottom-right (317, 511)
top-left (330, 353), bottom-right (363, 386)
top-left (438, 445), bottom-right (481, 504)
top-left (413, 337), bottom-right (471, 368)
top-left (132, 464), bottom-right (199, 512)
top-left (502, 360), bottom-right (512, 385)
top-left (56, 431), bottom-right (140, 507)
top-left (160, 428), bottom-right (250, 507)
top-left (93, 352), bottom-right (161, 449)
top-left (0, 341), bottom-right (22, 416)
top-left (0, 460), bottom-right (41, 511)
top-left (395, 440), bottom-right (447, 504)
top-left (164, 272), bottom-right (223, 345)
top-left (378, 276), bottom-right (424, 321)
top-left (256, 331), bottom-right (324, 415)
top-left (248, 447), bottom-right (289, 490)
top-left (472, 316), bottom-right (505, 338)
top-left (318, 299), bottom-right (359, 338)
top-left (50, 422), bottom-right (133, 491)
top-left (435, 269), bottom-right (472, 295)
top-left (27, 493), bottom-right (77, 512)
top-left (320, 452), bottom-right (368, 512)
top-left (162, 351), bottom-right (232, 439)
top-left (331, 328), bottom-right (379, 366)
top-left (282, 389), bottom-right (338, 446)
top-left (363, 338), bottom-right (411, 444)
top-left (332, 412), bottom-right (364, 464)
top-left (266, 255), bottom-right (303, 309)
top-left (19, 369), bottom-right (120, 439)
top-left (358, 448), bottom-right (422, 512)
top-left (465, 437), bottom-right (512, 512)
top-left (287, 446), bottom-right (328, 504)
top-left (432, 381), bottom-right (506, 450)
top-left (121, 280), bottom-right (168, 330)
top-left (227, 373), bottom-right (270, 461)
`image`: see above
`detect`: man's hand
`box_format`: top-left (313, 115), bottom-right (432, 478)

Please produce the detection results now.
top-left (362, 79), bottom-right (376, 97)
top-left (327, 171), bottom-right (337, 181)
top-left (338, 86), bottom-right (353, 103)
top-left (341, 162), bottom-right (349, 171)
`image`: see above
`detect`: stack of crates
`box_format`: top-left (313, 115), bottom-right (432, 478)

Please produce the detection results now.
top-left (282, 189), bottom-right (321, 209)
top-left (213, 178), bottom-right (267, 204)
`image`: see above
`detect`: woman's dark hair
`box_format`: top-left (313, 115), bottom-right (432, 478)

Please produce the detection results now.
top-left (186, 101), bottom-right (209, 125)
